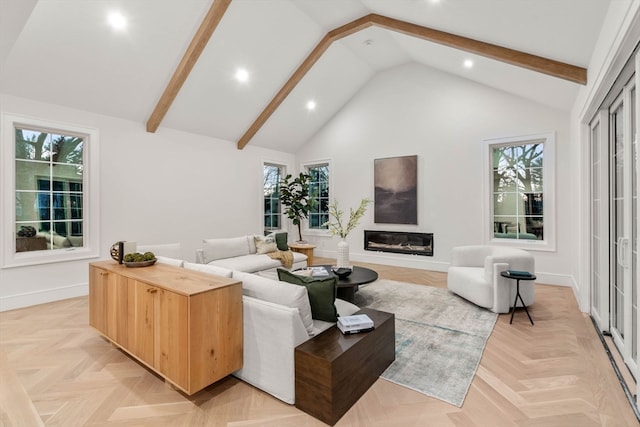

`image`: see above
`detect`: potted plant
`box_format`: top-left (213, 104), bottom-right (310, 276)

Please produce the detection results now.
top-left (279, 172), bottom-right (316, 242)
top-left (324, 198), bottom-right (371, 268)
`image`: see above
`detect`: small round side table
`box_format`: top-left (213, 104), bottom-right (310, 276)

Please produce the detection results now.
top-left (289, 243), bottom-right (316, 266)
top-left (500, 270), bottom-right (536, 325)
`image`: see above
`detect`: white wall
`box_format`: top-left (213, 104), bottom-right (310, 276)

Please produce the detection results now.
top-left (0, 93), bottom-right (295, 311)
top-left (296, 63), bottom-right (575, 285)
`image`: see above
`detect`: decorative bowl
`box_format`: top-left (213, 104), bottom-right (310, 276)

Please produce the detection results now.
top-left (331, 266), bottom-right (353, 279)
top-left (123, 259), bottom-right (157, 268)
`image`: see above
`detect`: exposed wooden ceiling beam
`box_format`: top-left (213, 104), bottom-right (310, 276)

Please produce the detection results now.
top-left (369, 14), bottom-right (587, 85)
top-left (237, 13), bottom-right (587, 149)
top-left (146, 0), bottom-right (232, 133)
top-left (236, 16), bottom-right (374, 149)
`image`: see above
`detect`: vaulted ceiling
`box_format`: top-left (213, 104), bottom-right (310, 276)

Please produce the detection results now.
top-left (0, 0), bottom-right (611, 153)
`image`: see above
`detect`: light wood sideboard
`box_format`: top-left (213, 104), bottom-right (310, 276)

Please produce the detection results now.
top-left (89, 260), bottom-right (243, 395)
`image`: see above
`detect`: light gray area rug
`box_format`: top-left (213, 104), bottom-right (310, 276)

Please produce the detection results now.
top-left (354, 279), bottom-right (497, 407)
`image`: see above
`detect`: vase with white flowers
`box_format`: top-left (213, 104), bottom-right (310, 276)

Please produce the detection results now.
top-left (324, 198), bottom-right (371, 269)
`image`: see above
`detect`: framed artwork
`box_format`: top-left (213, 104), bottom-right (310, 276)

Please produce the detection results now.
top-left (374, 155), bottom-right (417, 224)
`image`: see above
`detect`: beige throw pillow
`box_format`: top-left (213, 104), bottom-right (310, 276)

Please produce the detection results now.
top-left (254, 234), bottom-right (277, 254)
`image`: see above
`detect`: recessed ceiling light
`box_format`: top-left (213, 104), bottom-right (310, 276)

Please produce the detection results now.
top-left (464, 59), bottom-right (474, 69)
top-left (235, 68), bottom-right (249, 83)
top-left (107, 11), bottom-right (127, 31)
top-left (306, 100), bottom-right (317, 111)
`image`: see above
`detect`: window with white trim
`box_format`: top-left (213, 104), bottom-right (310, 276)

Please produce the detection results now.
top-left (263, 162), bottom-right (284, 233)
top-left (485, 133), bottom-right (555, 251)
top-left (2, 114), bottom-right (100, 267)
top-left (305, 162), bottom-right (330, 230)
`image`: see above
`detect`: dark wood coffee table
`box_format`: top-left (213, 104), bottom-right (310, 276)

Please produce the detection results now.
top-left (312, 265), bottom-right (378, 303)
top-left (294, 308), bottom-right (395, 425)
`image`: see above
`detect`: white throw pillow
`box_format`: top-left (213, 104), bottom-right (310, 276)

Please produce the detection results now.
top-left (233, 271), bottom-right (314, 335)
top-left (184, 261), bottom-right (233, 278)
top-left (254, 234), bottom-right (277, 254)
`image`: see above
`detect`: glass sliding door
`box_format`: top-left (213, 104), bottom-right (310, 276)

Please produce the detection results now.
top-left (590, 112), bottom-right (609, 330)
top-left (590, 62), bottom-right (639, 384)
top-left (610, 94), bottom-right (628, 352)
top-left (604, 73), bottom-right (638, 381)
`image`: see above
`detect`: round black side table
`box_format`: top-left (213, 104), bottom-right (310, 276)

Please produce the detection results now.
top-left (500, 270), bottom-right (536, 325)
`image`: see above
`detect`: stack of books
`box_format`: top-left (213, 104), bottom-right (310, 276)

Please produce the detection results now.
top-left (337, 314), bottom-right (374, 335)
top-left (310, 266), bottom-right (329, 277)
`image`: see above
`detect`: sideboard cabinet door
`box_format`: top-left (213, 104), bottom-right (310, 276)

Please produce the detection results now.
top-left (128, 280), bottom-right (156, 367)
top-left (89, 266), bottom-right (108, 333)
top-left (157, 288), bottom-right (189, 388)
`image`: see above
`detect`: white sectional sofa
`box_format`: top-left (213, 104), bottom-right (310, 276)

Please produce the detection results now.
top-left (195, 235), bottom-right (308, 273)
top-left (176, 255), bottom-right (359, 404)
top-left (139, 238), bottom-right (359, 404)
top-left (231, 271), bottom-right (359, 404)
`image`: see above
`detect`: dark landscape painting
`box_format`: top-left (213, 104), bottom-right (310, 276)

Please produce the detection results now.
top-left (374, 155), bottom-right (417, 224)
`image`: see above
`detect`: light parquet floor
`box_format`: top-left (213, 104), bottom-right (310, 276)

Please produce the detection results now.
top-left (1, 258), bottom-right (638, 426)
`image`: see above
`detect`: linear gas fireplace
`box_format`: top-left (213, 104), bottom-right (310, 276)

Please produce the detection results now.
top-left (364, 230), bottom-right (433, 256)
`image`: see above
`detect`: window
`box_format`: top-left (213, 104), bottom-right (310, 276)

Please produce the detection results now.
top-left (2, 113), bottom-right (99, 267)
top-left (263, 163), bottom-right (284, 233)
top-left (305, 163), bottom-right (330, 230)
top-left (485, 133), bottom-right (555, 251)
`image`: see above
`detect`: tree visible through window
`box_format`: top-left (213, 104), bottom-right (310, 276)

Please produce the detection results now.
top-left (307, 163), bottom-right (329, 230)
top-left (492, 142), bottom-right (544, 240)
top-left (15, 128), bottom-right (84, 252)
top-left (263, 163), bottom-right (284, 232)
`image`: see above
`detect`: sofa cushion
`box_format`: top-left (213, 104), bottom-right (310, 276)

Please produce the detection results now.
top-left (184, 261), bottom-right (233, 278)
top-left (254, 234), bottom-right (277, 254)
top-left (137, 243), bottom-right (182, 259)
top-left (209, 254), bottom-right (281, 273)
top-left (156, 256), bottom-right (184, 267)
top-left (277, 269), bottom-right (338, 322)
top-left (208, 252), bottom-right (307, 273)
top-left (202, 236), bottom-right (251, 263)
top-left (247, 235), bottom-right (257, 254)
top-left (233, 271), bottom-right (314, 335)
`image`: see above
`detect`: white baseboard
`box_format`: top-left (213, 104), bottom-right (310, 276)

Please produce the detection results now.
top-left (0, 282), bottom-right (88, 312)
top-left (316, 249), bottom-right (576, 288)
top-left (533, 272), bottom-right (574, 287)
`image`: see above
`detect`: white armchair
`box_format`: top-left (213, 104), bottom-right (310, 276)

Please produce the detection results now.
top-left (447, 245), bottom-right (535, 313)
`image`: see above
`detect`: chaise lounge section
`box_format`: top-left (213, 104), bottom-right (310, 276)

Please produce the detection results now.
top-left (195, 235), bottom-right (308, 273)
